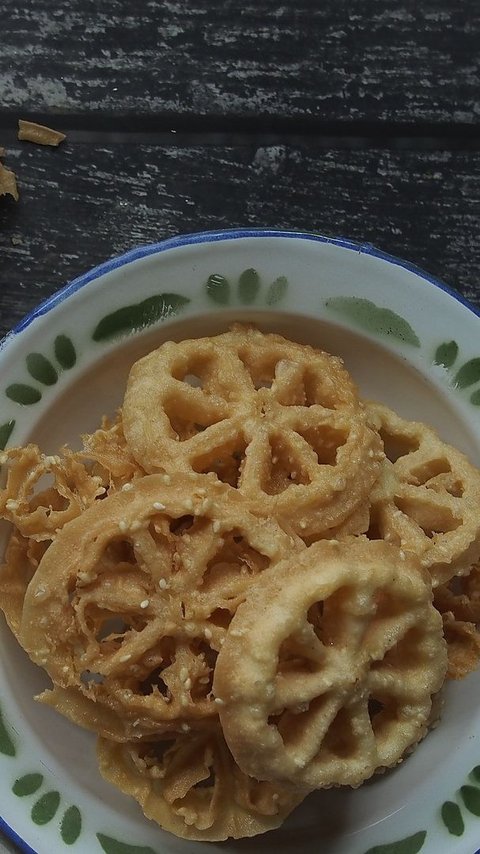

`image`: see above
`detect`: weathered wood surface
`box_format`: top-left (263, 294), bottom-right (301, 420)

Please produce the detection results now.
top-left (1, 141), bottom-right (479, 337)
top-left (1, 0), bottom-right (479, 124)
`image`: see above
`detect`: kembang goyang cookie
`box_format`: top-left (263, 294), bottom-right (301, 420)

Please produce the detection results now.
top-left (213, 538), bottom-right (447, 789)
top-left (0, 444), bottom-right (107, 639)
top-left (364, 402), bottom-right (480, 679)
top-left (434, 562), bottom-right (480, 679)
top-left (97, 725), bottom-right (308, 841)
top-left (19, 472), bottom-right (296, 739)
top-left (122, 326), bottom-right (384, 539)
top-left (366, 402), bottom-right (480, 586)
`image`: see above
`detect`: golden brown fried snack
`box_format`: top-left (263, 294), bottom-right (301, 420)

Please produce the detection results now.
top-left (0, 446), bottom-right (112, 642)
top-left (0, 445), bottom-right (105, 540)
top-left (441, 612), bottom-right (480, 680)
top-left (214, 538), bottom-right (446, 789)
top-left (366, 402), bottom-right (480, 586)
top-left (0, 458), bottom-right (105, 639)
top-left (20, 473), bottom-right (295, 737)
top-left (434, 563), bottom-right (480, 679)
top-left (97, 726), bottom-right (307, 841)
top-left (36, 684), bottom-right (149, 741)
top-left (79, 413), bottom-right (145, 490)
top-left (434, 562), bottom-right (480, 623)
top-left (0, 531), bottom-right (49, 638)
top-left (122, 326), bottom-right (383, 539)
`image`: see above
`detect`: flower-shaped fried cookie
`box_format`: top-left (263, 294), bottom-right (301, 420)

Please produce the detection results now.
top-left (214, 538), bottom-right (446, 789)
top-left (20, 473), bottom-right (294, 738)
top-left (97, 725), bottom-right (307, 841)
top-left (434, 561), bottom-right (480, 679)
top-left (122, 327), bottom-right (383, 538)
top-left (367, 402), bottom-right (480, 586)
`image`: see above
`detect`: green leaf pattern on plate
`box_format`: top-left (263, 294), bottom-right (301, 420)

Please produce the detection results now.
top-left (0, 706), bottom-right (16, 756)
top-left (2, 335), bottom-right (77, 432)
top-left (12, 772), bottom-right (84, 844)
top-left (434, 340), bottom-right (458, 369)
top-left (97, 834), bottom-right (158, 854)
top-left (1, 700), bottom-right (84, 845)
top-left (26, 352), bottom-right (58, 386)
top-left (6, 383), bottom-right (42, 405)
top-left (61, 805), bottom-right (82, 845)
top-left (433, 340), bottom-right (480, 405)
top-left (325, 297), bottom-right (420, 347)
top-left (12, 773), bottom-right (44, 796)
top-left (206, 273), bottom-right (230, 304)
top-left (31, 790), bottom-right (61, 825)
top-left (0, 419), bottom-right (15, 451)
top-left (238, 267), bottom-right (261, 304)
top-left (206, 269), bottom-right (289, 306)
top-left (92, 294), bottom-right (190, 341)
top-left (363, 830), bottom-right (426, 854)
top-left (440, 801), bottom-right (464, 836)
top-left (266, 275), bottom-right (289, 305)
top-left (54, 334), bottom-right (77, 369)
top-left (439, 763), bottom-right (480, 838)
top-left (460, 785), bottom-right (480, 816)
top-left (455, 359), bottom-right (480, 390)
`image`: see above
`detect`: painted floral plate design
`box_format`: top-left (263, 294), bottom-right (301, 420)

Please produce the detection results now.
top-left (1, 228), bottom-right (480, 854)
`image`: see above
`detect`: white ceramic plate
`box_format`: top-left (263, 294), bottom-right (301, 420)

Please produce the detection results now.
top-left (1, 229), bottom-right (480, 854)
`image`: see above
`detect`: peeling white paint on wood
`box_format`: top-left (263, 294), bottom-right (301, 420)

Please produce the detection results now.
top-left (0, 142), bottom-right (479, 336)
top-left (0, 0), bottom-right (479, 120)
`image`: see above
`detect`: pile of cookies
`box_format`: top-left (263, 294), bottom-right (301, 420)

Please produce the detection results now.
top-left (1, 325), bottom-right (480, 841)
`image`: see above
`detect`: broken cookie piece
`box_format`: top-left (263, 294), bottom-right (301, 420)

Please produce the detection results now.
top-left (0, 154), bottom-right (19, 201)
top-left (18, 119), bottom-right (66, 147)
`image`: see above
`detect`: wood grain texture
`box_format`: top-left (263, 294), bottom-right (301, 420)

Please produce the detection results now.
top-left (0, 141), bottom-right (479, 337)
top-left (1, 0), bottom-right (479, 124)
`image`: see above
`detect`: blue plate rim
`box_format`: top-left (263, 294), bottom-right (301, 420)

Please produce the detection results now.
top-left (0, 813), bottom-right (37, 854)
top-left (2, 228), bottom-right (480, 348)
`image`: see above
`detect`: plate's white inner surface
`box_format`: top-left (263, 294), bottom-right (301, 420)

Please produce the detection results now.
top-left (1, 311), bottom-right (479, 854)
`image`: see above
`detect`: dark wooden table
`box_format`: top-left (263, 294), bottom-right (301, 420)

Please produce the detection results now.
top-left (0, 2), bottom-right (479, 852)
top-left (1, 1), bottom-right (480, 342)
